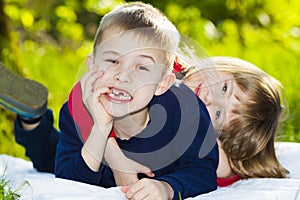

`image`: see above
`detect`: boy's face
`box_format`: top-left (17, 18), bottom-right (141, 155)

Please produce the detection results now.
top-left (92, 29), bottom-right (174, 118)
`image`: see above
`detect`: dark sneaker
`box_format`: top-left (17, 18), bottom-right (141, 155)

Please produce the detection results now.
top-left (0, 62), bottom-right (48, 118)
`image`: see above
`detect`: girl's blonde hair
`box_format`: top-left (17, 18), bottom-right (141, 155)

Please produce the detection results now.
top-left (93, 2), bottom-right (180, 69)
top-left (184, 56), bottom-right (289, 179)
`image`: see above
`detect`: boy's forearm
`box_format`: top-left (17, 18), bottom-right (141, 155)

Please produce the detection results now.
top-left (55, 102), bottom-right (104, 186)
top-left (82, 124), bottom-right (110, 171)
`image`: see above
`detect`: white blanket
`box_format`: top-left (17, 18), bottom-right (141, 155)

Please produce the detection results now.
top-left (1, 142), bottom-right (300, 200)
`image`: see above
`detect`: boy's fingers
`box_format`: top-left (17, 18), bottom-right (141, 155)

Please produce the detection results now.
top-left (86, 54), bottom-right (93, 70)
top-left (81, 68), bottom-right (102, 95)
top-left (137, 165), bottom-right (154, 178)
top-left (92, 70), bottom-right (104, 91)
top-left (125, 182), bottom-right (145, 199)
top-left (94, 86), bottom-right (111, 98)
top-left (80, 67), bottom-right (97, 87)
top-left (144, 171), bottom-right (155, 178)
top-left (121, 185), bottom-right (128, 193)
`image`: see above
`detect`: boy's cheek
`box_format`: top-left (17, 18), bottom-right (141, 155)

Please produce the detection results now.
top-left (93, 58), bottom-right (105, 69)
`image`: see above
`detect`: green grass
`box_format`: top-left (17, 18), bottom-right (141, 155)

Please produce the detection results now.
top-left (0, 176), bottom-right (20, 200)
top-left (0, 24), bottom-right (299, 159)
top-left (0, 41), bottom-right (92, 158)
top-left (178, 191), bottom-right (182, 200)
top-left (1, 39), bottom-right (300, 158)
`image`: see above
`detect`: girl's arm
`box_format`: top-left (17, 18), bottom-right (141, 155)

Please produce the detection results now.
top-left (216, 139), bottom-right (235, 178)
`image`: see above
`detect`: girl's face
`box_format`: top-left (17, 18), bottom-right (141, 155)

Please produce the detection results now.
top-left (185, 71), bottom-right (240, 134)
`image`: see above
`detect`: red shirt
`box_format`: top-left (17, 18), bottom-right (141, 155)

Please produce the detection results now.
top-left (217, 174), bottom-right (241, 187)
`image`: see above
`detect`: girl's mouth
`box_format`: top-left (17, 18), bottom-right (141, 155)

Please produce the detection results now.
top-left (105, 87), bottom-right (133, 103)
top-left (194, 83), bottom-right (202, 97)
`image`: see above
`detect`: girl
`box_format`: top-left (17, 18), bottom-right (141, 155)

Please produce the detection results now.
top-left (182, 56), bottom-right (288, 183)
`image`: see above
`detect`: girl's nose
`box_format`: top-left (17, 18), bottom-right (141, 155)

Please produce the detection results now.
top-left (200, 87), bottom-right (212, 106)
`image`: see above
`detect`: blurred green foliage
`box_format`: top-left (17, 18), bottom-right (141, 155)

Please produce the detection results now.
top-left (0, 0), bottom-right (299, 159)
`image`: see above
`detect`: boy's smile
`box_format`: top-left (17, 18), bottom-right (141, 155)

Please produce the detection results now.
top-left (105, 87), bottom-right (133, 103)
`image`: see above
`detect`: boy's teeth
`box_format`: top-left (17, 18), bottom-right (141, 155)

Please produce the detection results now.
top-left (109, 88), bottom-right (131, 101)
top-left (112, 90), bottom-right (120, 95)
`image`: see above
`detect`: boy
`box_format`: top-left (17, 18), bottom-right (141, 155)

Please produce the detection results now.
top-left (1, 2), bottom-right (218, 200)
top-left (55, 2), bottom-right (217, 200)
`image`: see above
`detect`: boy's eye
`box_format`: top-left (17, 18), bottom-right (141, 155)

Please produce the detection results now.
top-left (105, 59), bottom-right (118, 64)
top-left (222, 83), bottom-right (227, 93)
top-left (137, 65), bottom-right (149, 71)
top-left (215, 110), bottom-right (221, 120)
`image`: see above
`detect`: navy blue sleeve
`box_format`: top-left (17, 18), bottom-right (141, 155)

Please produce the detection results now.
top-left (14, 109), bottom-right (60, 173)
top-left (54, 102), bottom-right (104, 185)
top-left (156, 110), bottom-right (218, 200)
top-left (153, 83), bottom-right (218, 200)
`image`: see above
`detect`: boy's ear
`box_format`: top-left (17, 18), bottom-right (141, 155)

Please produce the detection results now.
top-left (155, 73), bottom-right (175, 96)
top-left (86, 54), bottom-right (94, 70)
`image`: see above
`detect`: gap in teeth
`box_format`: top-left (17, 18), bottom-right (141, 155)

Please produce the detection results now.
top-left (108, 92), bottom-right (131, 100)
top-left (111, 89), bottom-right (130, 98)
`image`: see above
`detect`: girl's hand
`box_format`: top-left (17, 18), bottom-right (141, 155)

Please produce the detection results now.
top-left (121, 179), bottom-right (173, 200)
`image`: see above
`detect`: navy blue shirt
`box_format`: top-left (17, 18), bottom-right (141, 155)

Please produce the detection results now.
top-left (55, 82), bottom-right (218, 200)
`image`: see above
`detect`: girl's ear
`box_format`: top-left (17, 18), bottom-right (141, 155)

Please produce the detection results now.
top-left (155, 73), bottom-right (175, 96)
top-left (86, 54), bottom-right (94, 70)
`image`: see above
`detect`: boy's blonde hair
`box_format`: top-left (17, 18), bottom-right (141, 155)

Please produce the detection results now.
top-left (93, 2), bottom-right (180, 69)
top-left (184, 56), bottom-right (288, 179)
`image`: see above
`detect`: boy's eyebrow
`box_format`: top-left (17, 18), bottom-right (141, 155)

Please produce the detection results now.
top-left (139, 54), bottom-right (156, 63)
top-left (101, 51), bottom-right (156, 63)
top-left (102, 50), bottom-right (119, 55)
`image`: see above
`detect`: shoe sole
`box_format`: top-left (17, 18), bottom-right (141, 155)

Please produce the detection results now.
top-left (0, 62), bottom-right (48, 118)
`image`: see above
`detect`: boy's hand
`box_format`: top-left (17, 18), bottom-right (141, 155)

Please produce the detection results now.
top-left (121, 179), bottom-right (174, 200)
top-left (80, 67), bottom-right (112, 129)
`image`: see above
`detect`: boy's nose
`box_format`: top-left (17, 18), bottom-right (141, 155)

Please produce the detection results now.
top-left (114, 70), bottom-right (131, 83)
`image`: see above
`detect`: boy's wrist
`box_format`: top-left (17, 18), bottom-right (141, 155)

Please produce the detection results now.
top-left (82, 145), bottom-right (102, 172)
top-left (92, 122), bottom-right (112, 138)
top-left (81, 124), bottom-right (112, 171)
top-left (161, 181), bottom-right (174, 200)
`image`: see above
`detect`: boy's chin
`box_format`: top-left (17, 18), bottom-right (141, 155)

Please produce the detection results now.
top-left (103, 102), bottom-right (147, 119)
top-left (104, 107), bottom-right (128, 119)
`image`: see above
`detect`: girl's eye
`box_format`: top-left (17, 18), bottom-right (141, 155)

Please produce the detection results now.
top-left (137, 65), bottom-right (149, 71)
top-left (215, 110), bottom-right (221, 120)
top-left (105, 59), bottom-right (118, 64)
top-left (222, 83), bottom-right (227, 93)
